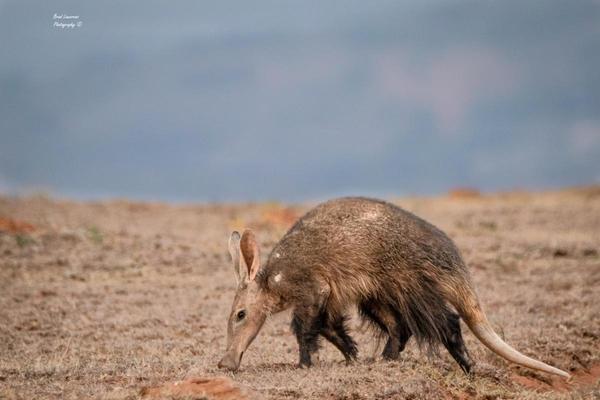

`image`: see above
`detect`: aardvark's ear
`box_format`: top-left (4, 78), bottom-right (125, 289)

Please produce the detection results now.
top-left (240, 229), bottom-right (261, 282)
top-left (228, 231), bottom-right (245, 285)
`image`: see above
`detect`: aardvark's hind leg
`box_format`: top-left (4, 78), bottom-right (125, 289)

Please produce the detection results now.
top-left (359, 299), bottom-right (412, 360)
top-left (441, 312), bottom-right (472, 374)
top-left (320, 313), bottom-right (358, 363)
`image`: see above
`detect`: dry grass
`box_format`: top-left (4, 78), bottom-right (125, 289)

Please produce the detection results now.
top-left (1, 188), bottom-right (599, 399)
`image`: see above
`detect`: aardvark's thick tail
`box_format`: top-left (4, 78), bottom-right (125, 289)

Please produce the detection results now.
top-left (451, 285), bottom-right (570, 378)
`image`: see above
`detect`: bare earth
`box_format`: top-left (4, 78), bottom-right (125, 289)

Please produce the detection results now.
top-left (1, 188), bottom-right (599, 399)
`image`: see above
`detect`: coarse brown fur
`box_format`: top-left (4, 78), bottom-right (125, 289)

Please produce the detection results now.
top-left (258, 197), bottom-right (474, 369)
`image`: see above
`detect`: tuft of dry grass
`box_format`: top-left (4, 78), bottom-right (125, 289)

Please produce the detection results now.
top-left (0, 188), bottom-right (599, 399)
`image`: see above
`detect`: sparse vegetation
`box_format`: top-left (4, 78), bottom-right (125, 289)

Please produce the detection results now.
top-left (87, 226), bottom-right (103, 244)
top-left (14, 233), bottom-right (34, 248)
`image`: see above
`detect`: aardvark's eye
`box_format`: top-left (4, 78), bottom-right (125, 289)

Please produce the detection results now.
top-left (236, 310), bottom-right (246, 321)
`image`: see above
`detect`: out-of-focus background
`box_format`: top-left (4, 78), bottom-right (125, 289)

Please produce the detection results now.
top-left (1, 1), bottom-right (599, 202)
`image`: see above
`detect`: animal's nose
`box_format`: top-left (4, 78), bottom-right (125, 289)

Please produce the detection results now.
top-left (217, 354), bottom-right (239, 371)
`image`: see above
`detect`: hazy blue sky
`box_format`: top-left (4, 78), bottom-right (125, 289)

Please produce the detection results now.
top-left (1, 1), bottom-right (599, 202)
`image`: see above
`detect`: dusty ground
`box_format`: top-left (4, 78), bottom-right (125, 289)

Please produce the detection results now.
top-left (1, 188), bottom-right (599, 399)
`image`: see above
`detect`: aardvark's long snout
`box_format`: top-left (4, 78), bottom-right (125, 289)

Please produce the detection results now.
top-left (217, 351), bottom-right (243, 371)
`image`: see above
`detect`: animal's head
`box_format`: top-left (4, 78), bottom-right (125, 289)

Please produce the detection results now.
top-left (217, 229), bottom-right (270, 371)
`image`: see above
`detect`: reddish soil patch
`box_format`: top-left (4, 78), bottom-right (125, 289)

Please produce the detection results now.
top-left (512, 364), bottom-right (600, 393)
top-left (140, 376), bottom-right (256, 400)
top-left (447, 188), bottom-right (481, 199)
top-left (0, 217), bottom-right (36, 234)
top-left (261, 206), bottom-right (299, 228)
